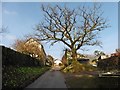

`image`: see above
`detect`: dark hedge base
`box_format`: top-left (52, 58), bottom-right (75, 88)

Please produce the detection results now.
top-left (2, 66), bottom-right (50, 89)
top-left (65, 73), bottom-right (119, 88)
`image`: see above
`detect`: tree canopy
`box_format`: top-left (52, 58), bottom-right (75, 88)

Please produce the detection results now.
top-left (35, 3), bottom-right (109, 61)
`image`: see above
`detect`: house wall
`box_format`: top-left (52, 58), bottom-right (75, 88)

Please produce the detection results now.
top-left (54, 60), bottom-right (62, 66)
top-left (25, 38), bottom-right (47, 65)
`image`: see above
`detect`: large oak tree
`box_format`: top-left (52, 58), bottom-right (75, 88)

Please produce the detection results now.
top-left (35, 3), bottom-right (109, 61)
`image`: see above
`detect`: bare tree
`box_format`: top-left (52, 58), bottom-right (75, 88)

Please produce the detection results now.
top-left (46, 55), bottom-right (54, 66)
top-left (0, 26), bottom-right (7, 34)
top-left (35, 4), bottom-right (109, 62)
top-left (94, 50), bottom-right (105, 57)
top-left (0, 26), bottom-right (8, 43)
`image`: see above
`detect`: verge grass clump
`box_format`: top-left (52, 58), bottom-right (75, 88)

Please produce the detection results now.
top-left (63, 61), bottom-right (97, 73)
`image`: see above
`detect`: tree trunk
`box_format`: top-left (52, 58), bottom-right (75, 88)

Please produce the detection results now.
top-left (71, 48), bottom-right (77, 62)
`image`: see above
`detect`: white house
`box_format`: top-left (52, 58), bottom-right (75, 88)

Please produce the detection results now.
top-left (25, 38), bottom-right (47, 65)
top-left (54, 60), bottom-right (62, 66)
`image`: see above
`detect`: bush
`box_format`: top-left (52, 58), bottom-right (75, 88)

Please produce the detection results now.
top-left (97, 56), bottom-right (120, 71)
top-left (63, 61), bottom-right (97, 73)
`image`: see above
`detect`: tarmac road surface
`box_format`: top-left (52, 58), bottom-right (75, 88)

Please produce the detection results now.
top-left (25, 66), bottom-right (67, 88)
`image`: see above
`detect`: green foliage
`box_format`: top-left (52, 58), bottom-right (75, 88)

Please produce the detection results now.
top-left (67, 59), bottom-right (72, 65)
top-left (46, 55), bottom-right (54, 66)
top-left (63, 61), bottom-right (97, 73)
top-left (2, 66), bottom-right (49, 88)
top-left (97, 56), bottom-right (119, 71)
top-left (94, 50), bottom-right (105, 57)
top-left (65, 74), bottom-right (118, 88)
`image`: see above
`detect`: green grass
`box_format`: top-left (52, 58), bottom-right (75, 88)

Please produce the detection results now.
top-left (63, 61), bottom-right (97, 73)
top-left (65, 74), bottom-right (119, 88)
top-left (2, 66), bottom-right (50, 88)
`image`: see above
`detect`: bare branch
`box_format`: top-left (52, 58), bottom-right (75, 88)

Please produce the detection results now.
top-left (35, 4), bottom-right (109, 60)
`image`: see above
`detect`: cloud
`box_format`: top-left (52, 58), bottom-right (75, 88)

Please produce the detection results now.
top-left (3, 9), bottom-right (17, 15)
top-left (1, 33), bottom-right (17, 41)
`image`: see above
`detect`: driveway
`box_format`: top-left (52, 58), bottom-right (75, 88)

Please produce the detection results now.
top-left (25, 68), bottom-right (67, 88)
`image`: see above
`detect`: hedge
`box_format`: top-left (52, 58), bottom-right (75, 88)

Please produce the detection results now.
top-left (97, 56), bottom-right (120, 70)
top-left (1, 46), bottom-right (43, 67)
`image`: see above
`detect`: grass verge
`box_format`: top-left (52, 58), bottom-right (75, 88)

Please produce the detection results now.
top-left (65, 73), bottom-right (119, 88)
top-left (2, 66), bottom-right (50, 88)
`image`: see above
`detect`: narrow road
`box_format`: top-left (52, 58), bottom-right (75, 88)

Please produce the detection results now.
top-left (25, 66), bottom-right (67, 88)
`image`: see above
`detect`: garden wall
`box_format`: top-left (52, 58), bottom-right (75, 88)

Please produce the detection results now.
top-left (1, 46), bottom-right (42, 67)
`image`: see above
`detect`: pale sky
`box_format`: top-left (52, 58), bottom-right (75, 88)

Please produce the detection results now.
top-left (0, 1), bottom-right (118, 59)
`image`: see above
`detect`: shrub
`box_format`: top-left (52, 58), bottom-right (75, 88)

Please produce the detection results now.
top-left (97, 56), bottom-right (120, 71)
top-left (63, 61), bottom-right (97, 73)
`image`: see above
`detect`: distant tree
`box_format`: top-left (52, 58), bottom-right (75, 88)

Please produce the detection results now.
top-left (46, 55), bottom-right (54, 66)
top-left (61, 54), bottom-right (67, 66)
top-left (12, 39), bottom-right (26, 53)
top-left (116, 48), bottom-right (120, 53)
top-left (0, 26), bottom-right (7, 42)
top-left (35, 4), bottom-right (109, 62)
top-left (0, 26), bottom-right (7, 34)
top-left (94, 50), bottom-right (105, 57)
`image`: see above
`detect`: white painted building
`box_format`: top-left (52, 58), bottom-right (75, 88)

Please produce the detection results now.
top-left (54, 60), bottom-right (62, 66)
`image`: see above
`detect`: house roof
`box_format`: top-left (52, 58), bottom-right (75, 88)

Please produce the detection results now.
top-left (25, 38), bottom-right (47, 56)
top-left (25, 38), bottom-right (41, 45)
